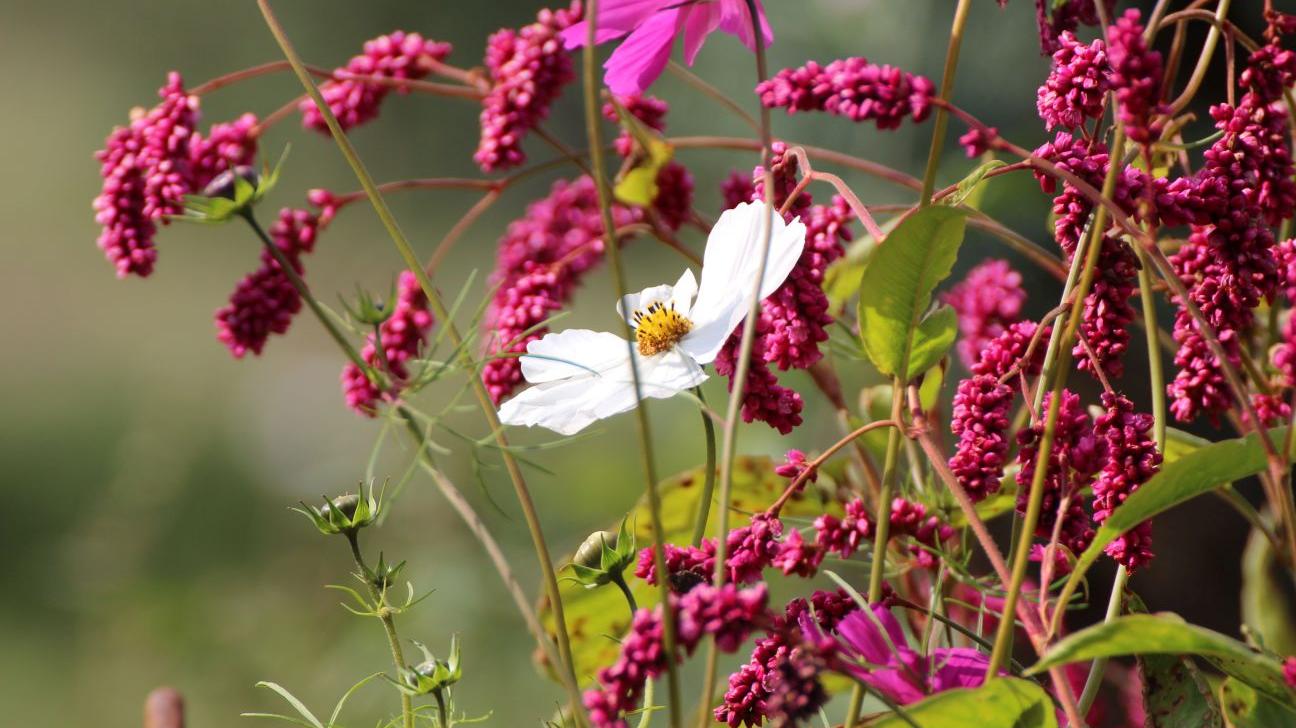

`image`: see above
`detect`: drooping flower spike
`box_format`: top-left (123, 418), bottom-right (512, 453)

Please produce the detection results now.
top-left (561, 0), bottom-right (773, 96)
top-left (498, 201), bottom-right (805, 435)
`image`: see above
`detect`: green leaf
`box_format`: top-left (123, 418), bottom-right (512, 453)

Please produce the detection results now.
top-left (538, 457), bottom-right (837, 685)
top-left (906, 304), bottom-right (957, 379)
top-left (1066, 427), bottom-right (1289, 595)
top-left (857, 206), bottom-right (968, 381)
top-left (865, 677), bottom-right (1056, 728)
top-left (1139, 653), bottom-right (1223, 728)
top-left (1165, 427), bottom-right (1211, 464)
top-left (1028, 614), bottom-right (1295, 708)
top-left (823, 216), bottom-right (901, 315)
top-left (1242, 523), bottom-right (1296, 656)
top-left (1219, 676), bottom-right (1296, 727)
top-left (942, 159), bottom-right (1007, 209)
top-left (251, 682), bottom-right (325, 728)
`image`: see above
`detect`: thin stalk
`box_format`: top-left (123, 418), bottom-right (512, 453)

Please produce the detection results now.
top-left (844, 684), bottom-right (865, 728)
top-left (868, 383), bottom-right (905, 602)
top-left (434, 691), bottom-right (449, 728)
top-left (918, 0), bottom-right (974, 205)
top-left (1076, 565), bottom-right (1128, 715)
top-left (988, 125), bottom-right (1130, 684)
top-left (1170, 0), bottom-right (1233, 112)
top-left (579, 2), bottom-right (681, 725)
top-left (667, 61), bottom-right (760, 132)
top-left (691, 388), bottom-right (719, 547)
top-left (704, 4), bottom-right (777, 723)
top-left (346, 533), bottom-right (414, 728)
top-left (253, 2), bottom-right (587, 720)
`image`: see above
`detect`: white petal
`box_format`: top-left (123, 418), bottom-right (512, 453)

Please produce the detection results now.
top-left (497, 372), bottom-right (637, 436)
top-left (615, 269), bottom-right (699, 325)
top-left (682, 201), bottom-right (807, 364)
top-left (636, 348), bottom-right (708, 399)
top-left (518, 329), bottom-right (630, 384)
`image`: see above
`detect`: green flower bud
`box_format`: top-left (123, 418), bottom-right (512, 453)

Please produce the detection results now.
top-left (568, 517), bottom-right (636, 589)
top-left (171, 146), bottom-right (288, 225)
top-left (342, 282), bottom-right (397, 327)
top-left (397, 636), bottom-right (462, 696)
top-left (293, 481), bottom-right (382, 536)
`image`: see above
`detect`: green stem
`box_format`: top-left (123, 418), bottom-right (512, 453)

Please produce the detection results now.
top-left (253, 3), bottom-right (587, 722)
top-left (844, 684), bottom-right (866, 728)
top-left (1076, 565), bottom-right (1128, 715)
top-left (918, 0), bottom-right (974, 206)
top-left (610, 572), bottom-right (639, 620)
top-left (703, 3), bottom-right (776, 722)
top-left (434, 690), bottom-right (449, 728)
top-left (691, 388), bottom-right (719, 547)
top-left (579, 3), bottom-right (681, 726)
top-left (346, 533), bottom-right (414, 728)
top-left (867, 382), bottom-right (905, 603)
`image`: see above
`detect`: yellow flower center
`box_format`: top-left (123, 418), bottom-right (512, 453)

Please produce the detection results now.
top-left (632, 301), bottom-right (692, 356)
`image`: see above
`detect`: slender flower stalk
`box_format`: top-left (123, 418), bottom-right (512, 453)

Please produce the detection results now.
top-left (690, 389), bottom-right (719, 547)
top-left (918, 0), bottom-right (974, 206)
top-left (252, 3), bottom-right (588, 723)
top-left (345, 532), bottom-right (414, 728)
top-left (702, 4), bottom-right (777, 724)
top-left (579, 2), bottom-right (681, 725)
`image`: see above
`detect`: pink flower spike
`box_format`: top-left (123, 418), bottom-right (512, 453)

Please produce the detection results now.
top-left (563, 0), bottom-right (773, 95)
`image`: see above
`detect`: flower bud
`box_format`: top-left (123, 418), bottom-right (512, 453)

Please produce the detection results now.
top-left (396, 636), bottom-right (462, 696)
top-left (342, 282), bottom-right (397, 327)
top-left (294, 481), bottom-right (382, 536)
top-left (568, 518), bottom-right (636, 588)
top-left (201, 166), bottom-right (260, 200)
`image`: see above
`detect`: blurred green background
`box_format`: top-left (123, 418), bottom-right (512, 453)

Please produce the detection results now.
top-left (2, 0), bottom-right (1267, 725)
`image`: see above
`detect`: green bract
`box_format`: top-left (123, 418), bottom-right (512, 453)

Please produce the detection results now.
top-left (397, 636), bottom-right (462, 696)
top-left (171, 146), bottom-right (289, 225)
top-left (294, 482), bottom-right (383, 536)
top-left (567, 517), bottom-right (636, 589)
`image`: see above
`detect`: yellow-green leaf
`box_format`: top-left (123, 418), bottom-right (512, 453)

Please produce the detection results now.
top-left (865, 677), bottom-right (1056, 727)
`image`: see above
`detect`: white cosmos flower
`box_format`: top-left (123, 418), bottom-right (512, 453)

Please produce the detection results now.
top-left (498, 201), bottom-right (807, 435)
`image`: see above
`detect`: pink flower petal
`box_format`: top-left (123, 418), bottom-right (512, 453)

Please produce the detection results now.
top-left (561, 0), bottom-right (665, 49)
top-left (602, 6), bottom-right (684, 95)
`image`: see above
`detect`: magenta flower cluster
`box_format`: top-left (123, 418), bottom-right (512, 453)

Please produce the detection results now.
top-left (584, 583), bottom-right (770, 728)
top-left (299, 31), bottom-right (452, 135)
top-left (943, 259), bottom-right (1026, 371)
top-left (1092, 393), bottom-right (1160, 570)
top-left (758, 57), bottom-right (935, 130)
top-left (94, 73), bottom-right (260, 278)
top-left (713, 143), bottom-right (854, 433)
top-left (215, 206), bottom-right (329, 358)
top-left (341, 270), bottom-right (437, 416)
top-left (475, 3), bottom-right (581, 172)
top-left (1036, 32), bottom-right (1108, 131)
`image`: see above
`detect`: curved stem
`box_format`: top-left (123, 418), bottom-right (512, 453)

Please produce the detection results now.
top-left (579, 3), bottom-right (681, 726)
top-left (766, 419), bottom-right (899, 517)
top-left (844, 684), bottom-right (865, 728)
top-left (253, 3), bottom-right (588, 722)
top-left (1169, 0), bottom-right (1233, 113)
top-left (867, 384), bottom-right (904, 603)
top-left (667, 61), bottom-right (761, 133)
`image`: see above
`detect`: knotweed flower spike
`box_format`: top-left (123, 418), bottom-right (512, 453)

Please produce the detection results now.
top-left (498, 201), bottom-right (805, 435)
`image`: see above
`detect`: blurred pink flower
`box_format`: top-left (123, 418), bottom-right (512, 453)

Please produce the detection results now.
top-left (561, 0), bottom-right (772, 95)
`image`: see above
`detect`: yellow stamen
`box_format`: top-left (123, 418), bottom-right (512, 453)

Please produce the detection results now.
top-left (632, 301), bottom-right (692, 356)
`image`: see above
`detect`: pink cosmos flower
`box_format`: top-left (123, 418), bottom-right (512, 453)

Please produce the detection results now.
top-left (822, 606), bottom-right (999, 704)
top-left (561, 0), bottom-right (773, 95)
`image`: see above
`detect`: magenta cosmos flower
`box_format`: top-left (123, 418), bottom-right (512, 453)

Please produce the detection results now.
top-left (817, 605), bottom-right (998, 705)
top-left (561, 0), bottom-right (773, 95)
